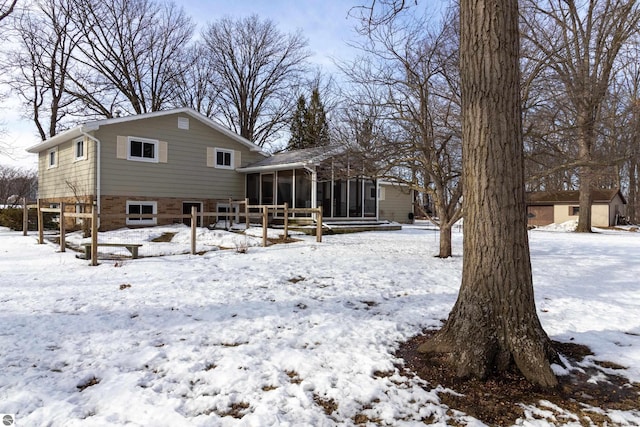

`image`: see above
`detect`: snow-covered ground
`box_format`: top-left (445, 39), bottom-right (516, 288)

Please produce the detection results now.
top-left (0, 221), bottom-right (639, 426)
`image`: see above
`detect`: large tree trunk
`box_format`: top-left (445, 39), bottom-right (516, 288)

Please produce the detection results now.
top-left (576, 168), bottom-right (593, 232)
top-left (438, 223), bottom-right (452, 258)
top-left (576, 120), bottom-right (594, 232)
top-left (418, 0), bottom-right (558, 388)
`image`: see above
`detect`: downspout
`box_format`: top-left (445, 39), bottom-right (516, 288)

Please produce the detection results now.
top-left (80, 129), bottom-right (101, 229)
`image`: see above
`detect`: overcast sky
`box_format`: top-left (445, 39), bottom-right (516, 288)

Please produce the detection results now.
top-left (0, 0), bottom-right (446, 169)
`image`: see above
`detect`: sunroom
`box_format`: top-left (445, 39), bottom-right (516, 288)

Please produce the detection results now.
top-left (238, 147), bottom-right (379, 220)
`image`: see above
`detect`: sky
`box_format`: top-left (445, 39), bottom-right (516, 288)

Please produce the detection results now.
top-left (0, 0), bottom-right (447, 170)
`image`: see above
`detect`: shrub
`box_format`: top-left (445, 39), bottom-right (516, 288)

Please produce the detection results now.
top-left (0, 208), bottom-right (55, 231)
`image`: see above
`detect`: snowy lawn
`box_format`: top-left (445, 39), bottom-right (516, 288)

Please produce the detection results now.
top-left (0, 222), bottom-right (639, 426)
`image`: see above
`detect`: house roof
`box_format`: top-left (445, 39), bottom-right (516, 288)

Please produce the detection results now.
top-left (526, 189), bottom-right (626, 205)
top-left (26, 107), bottom-right (266, 154)
top-left (237, 145), bottom-right (345, 173)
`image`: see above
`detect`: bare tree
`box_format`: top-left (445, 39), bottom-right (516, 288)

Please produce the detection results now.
top-left (70, 0), bottom-right (194, 116)
top-left (0, 165), bottom-right (36, 206)
top-left (202, 14), bottom-right (310, 147)
top-left (0, 0), bottom-right (17, 23)
top-left (521, 0), bottom-right (640, 232)
top-left (609, 40), bottom-right (640, 222)
top-left (416, 0), bottom-right (558, 388)
top-left (340, 7), bottom-right (463, 258)
top-left (6, 0), bottom-right (80, 139)
top-left (171, 43), bottom-right (221, 117)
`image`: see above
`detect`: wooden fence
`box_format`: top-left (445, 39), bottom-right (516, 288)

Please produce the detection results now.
top-left (28, 200), bottom-right (322, 266)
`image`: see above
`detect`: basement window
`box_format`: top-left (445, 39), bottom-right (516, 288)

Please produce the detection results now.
top-left (126, 201), bottom-right (157, 225)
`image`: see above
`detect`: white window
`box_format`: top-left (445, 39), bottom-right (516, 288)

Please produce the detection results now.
top-left (74, 138), bottom-right (86, 161)
top-left (48, 147), bottom-right (58, 168)
top-left (128, 137), bottom-right (159, 163)
top-left (215, 148), bottom-right (234, 169)
top-left (126, 201), bottom-right (157, 225)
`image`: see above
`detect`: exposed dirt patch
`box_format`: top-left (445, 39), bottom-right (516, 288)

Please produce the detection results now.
top-left (151, 232), bottom-right (176, 242)
top-left (217, 401), bottom-right (250, 418)
top-left (313, 394), bottom-right (338, 415)
top-left (76, 376), bottom-right (101, 392)
top-left (267, 236), bottom-right (302, 244)
top-left (397, 330), bottom-right (640, 426)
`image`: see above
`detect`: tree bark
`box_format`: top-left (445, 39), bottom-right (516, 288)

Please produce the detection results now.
top-left (576, 116), bottom-right (594, 232)
top-left (438, 223), bottom-right (453, 259)
top-left (418, 0), bottom-right (558, 389)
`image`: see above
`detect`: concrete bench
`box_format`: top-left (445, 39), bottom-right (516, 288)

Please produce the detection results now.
top-left (81, 242), bottom-right (143, 260)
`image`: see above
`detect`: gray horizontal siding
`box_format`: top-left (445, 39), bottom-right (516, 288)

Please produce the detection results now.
top-left (96, 113), bottom-right (266, 199)
top-left (37, 137), bottom-right (96, 200)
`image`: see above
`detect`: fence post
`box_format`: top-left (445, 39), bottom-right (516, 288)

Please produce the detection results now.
top-left (91, 207), bottom-right (98, 266)
top-left (245, 198), bottom-right (250, 229)
top-left (191, 205), bottom-right (197, 255)
top-left (262, 205), bottom-right (268, 247)
top-left (59, 202), bottom-right (66, 252)
top-left (228, 197), bottom-right (233, 228)
top-left (316, 208), bottom-right (322, 243)
top-left (37, 199), bottom-right (44, 244)
top-left (22, 198), bottom-right (28, 236)
top-left (283, 202), bottom-right (289, 240)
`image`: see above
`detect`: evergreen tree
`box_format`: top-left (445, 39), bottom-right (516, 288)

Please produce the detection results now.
top-left (305, 88), bottom-right (330, 147)
top-left (287, 88), bottom-right (330, 150)
top-left (288, 95), bottom-right (307, 150)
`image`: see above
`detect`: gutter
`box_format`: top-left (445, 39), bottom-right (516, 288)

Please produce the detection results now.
top-left (80, 129), bottom-right (101, 228)
top-left (236, 161), bottom-right (310, 174)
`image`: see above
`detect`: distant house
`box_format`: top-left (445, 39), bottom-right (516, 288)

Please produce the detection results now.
top-left (27, 108), bottom-right (412, 231)
top-left (526, 189), bottom-right (627, 227)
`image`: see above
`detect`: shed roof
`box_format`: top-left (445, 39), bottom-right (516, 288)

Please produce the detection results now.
top-left (526, 189), bottom-right (626, 205)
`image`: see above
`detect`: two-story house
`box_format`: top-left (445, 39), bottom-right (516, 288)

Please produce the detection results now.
top-left (27, 108), bottom-right (268, 230)
top-left (27, 108), bottom-right (414, 231)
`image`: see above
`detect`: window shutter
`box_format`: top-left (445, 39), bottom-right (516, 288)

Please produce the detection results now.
top-left (206, 147), bottom-right (215, 167)
top-left (159, 141), bottom-right (168, 163)
top-left (116, 136), bottom-right (127, 159)
top-left (234, 150), bottom-right (241, 168)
